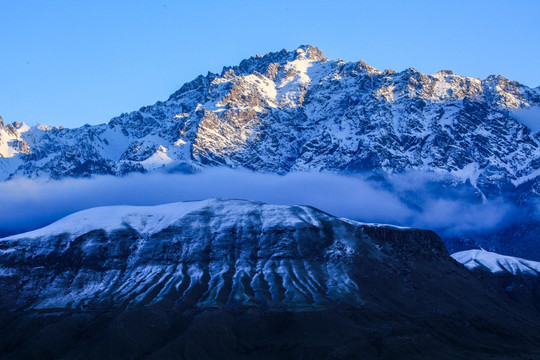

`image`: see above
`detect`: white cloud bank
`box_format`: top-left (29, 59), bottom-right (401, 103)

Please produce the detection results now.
top-left (0, 168), bottom-right (526, 238)
top-left (512, 106), bottom-right (540, 132)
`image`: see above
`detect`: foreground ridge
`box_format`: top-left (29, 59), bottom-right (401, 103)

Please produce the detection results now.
top-left (1, 199), bottom-right (540, 359)
top-left (0, 198), bottom-right (444, 311)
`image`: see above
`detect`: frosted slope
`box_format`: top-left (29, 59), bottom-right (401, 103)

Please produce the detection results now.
top-left (452, 249), bottom-right (540, 276)
top-left (1, 200), bottom-right (216, 240)
top-left (0, 198), bottom-right (327, 241)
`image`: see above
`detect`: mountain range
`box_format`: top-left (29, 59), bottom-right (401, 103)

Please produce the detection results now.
top-left (1, 45), bottom-right (539, 258)
top-left (1, 45), bottom-right (539, 192)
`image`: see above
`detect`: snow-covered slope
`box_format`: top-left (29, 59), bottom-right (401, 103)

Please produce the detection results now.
top-left (452, 249), bottom-right (540, 276)
top-left (1, 45), bottom-right (539, 199)
top-left (0, 199), bottom-right (450, 311)
top-left (4, 199), bottom-right (411, 242)
top-left (3, 200), bottom-right (218, 241)
top-left (0, 117), bottom-right (31, 176)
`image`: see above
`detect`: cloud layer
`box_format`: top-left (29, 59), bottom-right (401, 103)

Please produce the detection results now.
top-left (512, 106), bottom-right (540, 132)
top-left (0, 168), bottom-right (528, 238)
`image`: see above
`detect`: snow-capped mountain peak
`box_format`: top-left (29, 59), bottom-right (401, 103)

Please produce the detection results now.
top-left (0, 45), bottom-right (539, 200)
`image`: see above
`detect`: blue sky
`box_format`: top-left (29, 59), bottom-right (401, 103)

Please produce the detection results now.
top-left (1, 0), bottom-right (539, 128)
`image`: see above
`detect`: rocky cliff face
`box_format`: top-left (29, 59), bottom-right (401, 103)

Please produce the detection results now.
top-left (1, 199), bottom-right (540, 359)
top-left (1, 46), bottom-right (539, 200)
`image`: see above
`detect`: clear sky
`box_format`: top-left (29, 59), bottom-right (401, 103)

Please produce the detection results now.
top-left (1, 0), bottom-right (539, 128)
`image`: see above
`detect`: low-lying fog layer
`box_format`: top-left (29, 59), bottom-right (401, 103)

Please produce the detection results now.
top-left (0, 168), bottom-right (529, 238)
